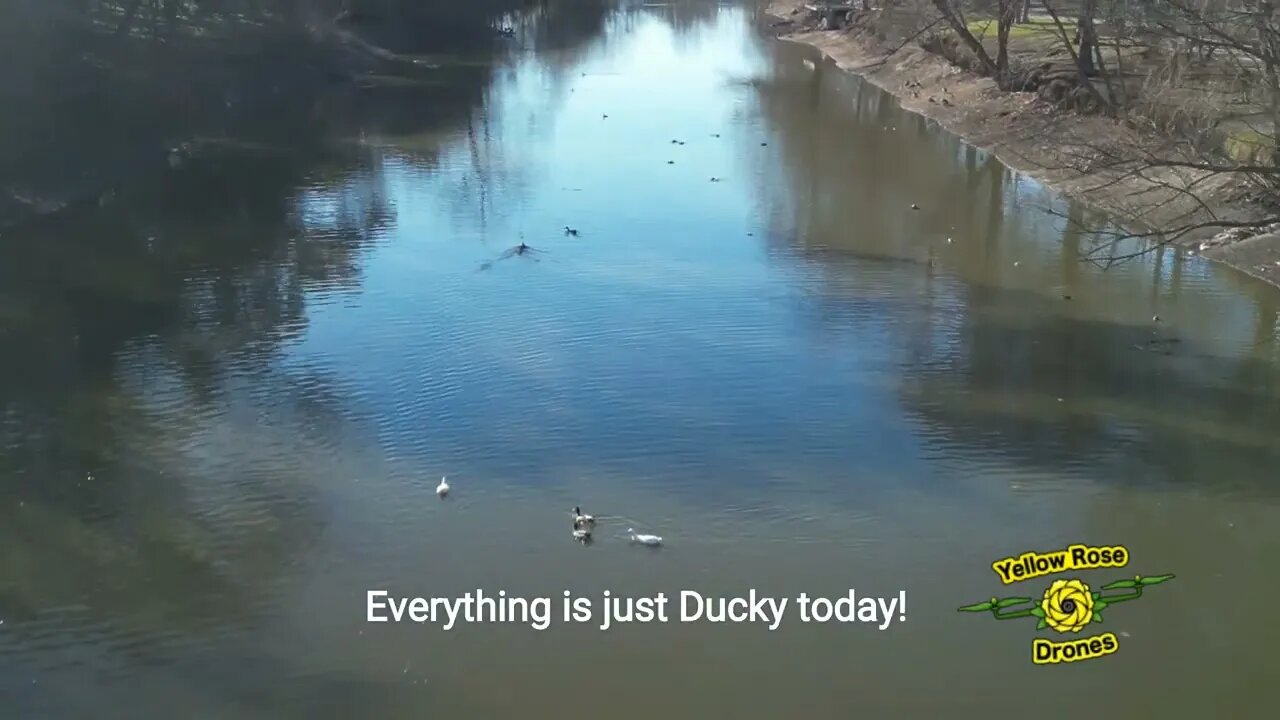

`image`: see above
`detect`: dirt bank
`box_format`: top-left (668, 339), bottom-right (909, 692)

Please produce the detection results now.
top-left (762, 1), bottom-right (1280, 288)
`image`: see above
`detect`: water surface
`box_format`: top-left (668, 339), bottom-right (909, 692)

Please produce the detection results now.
top-left (3, 2), bottom-right (1280, 718)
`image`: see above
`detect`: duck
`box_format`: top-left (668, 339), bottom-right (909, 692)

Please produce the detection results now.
top-left (628, 528), bottom-right (662, 546)
top-left (436, 476), bottom-right (450, 497)
top-left (564, 226), bottom-right (580, 236)
top-left (572, 527), bottom-right (593, 543)
top-left (572, 506), bottom-right (596, 529)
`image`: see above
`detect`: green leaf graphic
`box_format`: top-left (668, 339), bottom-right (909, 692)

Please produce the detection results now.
top-left (996, 597), bottom-right (1032, 608)
top-left (1102, 579), bottom-right (1137, 589)
top-left (1140, 574), bottom-right (1175, 585)
top-left (957, 602), bottom-right (993, 612)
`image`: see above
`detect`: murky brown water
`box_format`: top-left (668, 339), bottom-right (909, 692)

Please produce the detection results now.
top-left (3, 2), bottom-right (1279, 718)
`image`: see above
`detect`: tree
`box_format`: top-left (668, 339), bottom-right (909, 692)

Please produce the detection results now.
top-left (888, 0), bottom-right (1280, 260)
top-left (1076, 0), bottom-right (1099, 76)
top-left (927, 0), bottom-right (1024, 88)
top-left (995, 0), bottom-right (1019, 80)
top-left (931, 0), bottom-right (1001, 78)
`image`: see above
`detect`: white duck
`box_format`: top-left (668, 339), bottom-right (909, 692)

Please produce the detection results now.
top-left (628, 528), bottom-right (662, 546)
top-left (436, 476), bottom-right (450, 497)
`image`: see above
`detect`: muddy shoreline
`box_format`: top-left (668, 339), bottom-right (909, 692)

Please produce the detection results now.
top-left (760, 2), bottom-right (1280, 288)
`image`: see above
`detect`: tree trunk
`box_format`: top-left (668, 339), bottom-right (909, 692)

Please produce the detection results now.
top-left (996, 1), bottom-right (1015, 82)
top-left (1042, 0), bottom-right (1110, 111)
top-left (1076, 0), bottom-right (1098, 76)
top-left (1111, 29), bottom-right (1127, 106)
top-left (1257, 1), bottom-right (1280, 170)
top-left (1019, 0), bottom-right (1032, 23)
top-left (929, 0), bottom-right (999, 77)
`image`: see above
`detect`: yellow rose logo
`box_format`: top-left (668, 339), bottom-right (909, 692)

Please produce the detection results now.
top-left (958, 557), bottom-right (1175, 665)
top-left (1040, 578), bottom-right (1093, 633)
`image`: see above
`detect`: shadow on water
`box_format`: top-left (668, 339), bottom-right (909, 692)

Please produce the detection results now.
top-left (0, 0), bottom-right (621, 694)
top-left (0, 149), bottom-right (382, 636)
top-left (751, 38), bottom-right (1280, 498)
top-left (0, 0), bottom-right (615, 224)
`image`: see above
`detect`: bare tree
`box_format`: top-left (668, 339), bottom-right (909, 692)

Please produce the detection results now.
top-left (995, 0), bottom-right (1020, 80)
top-left (1077, 0), bottom-right (1099, 76)
top-left (930, 0), bottom-right (1001, 77)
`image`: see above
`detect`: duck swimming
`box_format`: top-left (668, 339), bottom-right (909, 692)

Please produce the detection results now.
top-left (572, 506), bottom-right (596, 530)
top-left (564, 226), bottom-right (580, 236)
top-left (477, 242), bottom-right (543, 271)
top-left (436, 476), bottom-right (450, 497)
top-left (628, 528), bottom-right (662, 546)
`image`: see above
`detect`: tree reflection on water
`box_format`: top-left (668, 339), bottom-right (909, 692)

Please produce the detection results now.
top-left (750, 40), bottom-right (1280, 497)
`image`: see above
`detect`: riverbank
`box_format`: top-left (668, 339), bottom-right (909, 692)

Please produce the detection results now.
top-left (762, 1), bottom-right (1280, 288)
